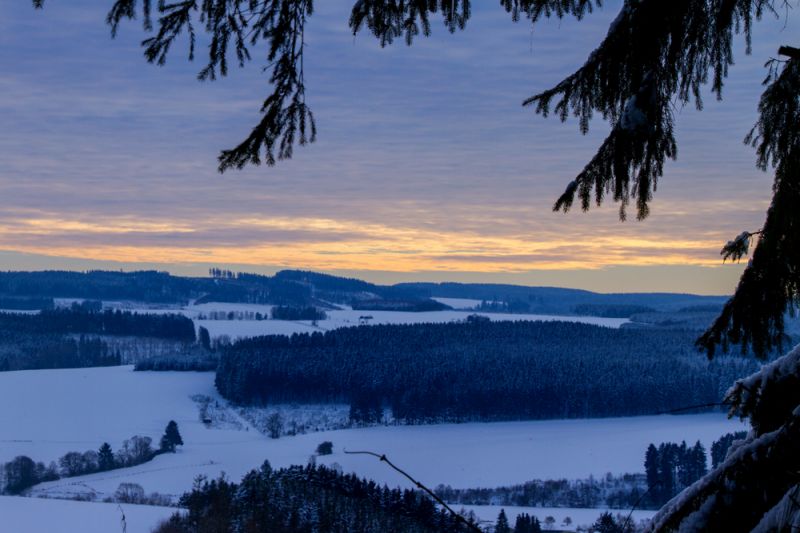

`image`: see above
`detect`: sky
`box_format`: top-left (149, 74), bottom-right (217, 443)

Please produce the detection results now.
top-left (0, 1), bottom-right (796, 294)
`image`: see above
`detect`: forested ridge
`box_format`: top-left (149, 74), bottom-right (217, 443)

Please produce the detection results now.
top-left (0, 270), bottom-right (198, 303)
top-left (0, 269), bottom-right (727, 313)
top-left (0, 269), bottom-right (422, 307)
top-left (217, 320), bottom-right (757, 422)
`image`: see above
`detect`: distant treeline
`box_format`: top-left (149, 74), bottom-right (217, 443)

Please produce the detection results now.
top-left (271, 305), bottom-right (327, 321)
top-left (645, 441), bottom-right (708, 507)
top-left (0, 296), bottom-right (53, 310)
top-left (1, 422), bottom-right (183, 495)
top-left (0, 269), bottom-right (730, 315)
top-left (0, 308), bottom-right (196, 371)
top-left (0, 270), bottom-right (197, 303)
top-left (436, 473), bottom-right (647, 511)
top-left (136, 355), bottom-right (218, 372)
top-left (395, 282), bottom-right (728, 315)
top-left (0, 331), bottom-right (120, 372)
top-left (573, 304), bottom-right (656, 318)
top-left (0, 308), bottom-right (195, 341)
top-left (476, 299), bottom-right (536, 314)
top-left (0, 436), bottom-right (154, 495)
top-left (0, 269), bottom-right (428, 307)
top-left (439, 433), bottom-right (742, 512)
top-left (626, 310), bottom-right (723, 332)
top-left (154, 462), bottom-right (477, 533)
top-left (216, 321), bottom-right (758, 422)
top-left (351, 299), bottom-right (450, 312)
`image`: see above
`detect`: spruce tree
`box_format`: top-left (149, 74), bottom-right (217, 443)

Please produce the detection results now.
top-left (593, 512), bottom-right (624, 533)
top-left (495, 509), bottom-right (511, 533)
top-left (644, 443), bottom-right (660, 504)
top-left (160, 420), bottom-right (184, 453)
top-left (513, 513), bottom-right (542, 533)
top-left (690, 441), bottom-right (708, 481)
top-left (98, 442), bottom-right (115, 471)
top-left (513, 514), bottom-right (530, 533)
top-left (198, 326), bottom-right (211, 352)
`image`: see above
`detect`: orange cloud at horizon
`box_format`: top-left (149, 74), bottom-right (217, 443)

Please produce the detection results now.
top-left (0, 213), bottom-right (735, 274)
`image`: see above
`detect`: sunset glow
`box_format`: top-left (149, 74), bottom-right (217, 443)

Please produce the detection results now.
top-left (1, 0), bottom-right (791, 293)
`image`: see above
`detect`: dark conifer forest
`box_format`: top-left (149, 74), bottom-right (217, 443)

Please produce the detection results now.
top-left (216, 320), bottom-right (757, 422)
top-left (0, 307), bottom-right (196, 371)
top-left (154, 462), bottom-right (477, 533)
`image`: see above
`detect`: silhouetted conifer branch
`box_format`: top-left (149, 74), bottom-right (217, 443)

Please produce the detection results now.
top-left (698, 55), bottom-right (799, 359)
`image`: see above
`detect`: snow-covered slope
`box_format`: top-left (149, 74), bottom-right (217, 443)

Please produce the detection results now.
top-left (0, 367), bottom-right (745, 503)
top-left (194, 308), bottom-right (628, 340)
top-left (0, 495), bottom-right (176, 533)
top-left (108, 300), bottom-right (629, 340)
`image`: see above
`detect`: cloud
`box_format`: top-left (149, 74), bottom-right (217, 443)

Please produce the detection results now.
top-left (0, 0), bottom-right (793, 292)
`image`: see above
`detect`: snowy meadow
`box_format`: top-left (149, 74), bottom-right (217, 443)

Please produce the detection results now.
top-left (0, 364), bottom-right (745, 531)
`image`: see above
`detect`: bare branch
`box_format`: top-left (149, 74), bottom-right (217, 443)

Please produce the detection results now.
top-left (344, 449), bottom-right (483, 533)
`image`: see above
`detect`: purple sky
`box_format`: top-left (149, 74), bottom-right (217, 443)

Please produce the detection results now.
top-left (1, 1), bottom-right (795, 293)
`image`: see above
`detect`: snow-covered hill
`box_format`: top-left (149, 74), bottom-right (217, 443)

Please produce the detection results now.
top-left (0, 367), bottom-right (744, 499)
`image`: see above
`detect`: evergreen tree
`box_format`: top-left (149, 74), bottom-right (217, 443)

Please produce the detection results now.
top-left (198, 326), bottom-right (211, 351)
top-left (513, 514), bottom-right (529, 533)
top-left (495, 509), bottom-right (511, 533)
top-left (644, 443), bottom-right (660, 504)
top-left (159, 420), bottom-right (183, 453)
top-left (710, 431), bottom-right (747, 469)
top-left (593, 512), bottom-right (624, 533)
top-left (513, 513), bottom-right (542, 533)
top-left (690, 441), bottom-right (708, 481)
top-left (98, 442), bottom-right (115, 471)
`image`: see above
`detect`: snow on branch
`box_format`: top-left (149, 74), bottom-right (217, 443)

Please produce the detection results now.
top-left (726, 343), bottom-right (800, 435)
top-left (648, 404), bottom-right (800, 532)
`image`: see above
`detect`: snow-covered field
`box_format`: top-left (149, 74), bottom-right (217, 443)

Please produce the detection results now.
top-left (102, 300), bottom-right (629, 340)
top-left (0, 495), bottom-right (177, 533)
top-left (0, 366), bottom-right (745, 505)
top-left (195, 307), bottom-right (630, 340)
top-left (431, 297), bottom-right (483, 309)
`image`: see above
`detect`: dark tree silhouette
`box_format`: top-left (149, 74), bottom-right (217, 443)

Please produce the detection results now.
top-left (495, 509), bottom-right (511, 533)
top-left (154, 462), bottom-right (478, 533)
top-left (198, 326), bottom-right (211, 351)
top-left (98, 442), bottom-right (115, 471)
top-left (316, 441), bottom-right (333, 456)
top-left (159, 420), bottom-right (184, 453)
top-left (593, 511), bottom-right (627, 533)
